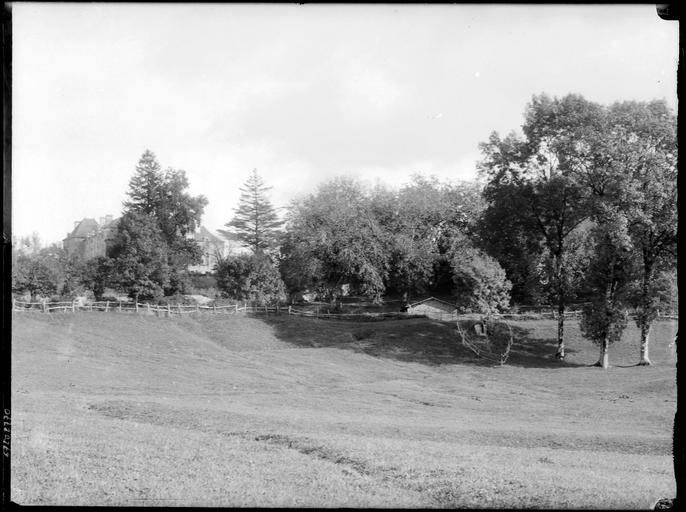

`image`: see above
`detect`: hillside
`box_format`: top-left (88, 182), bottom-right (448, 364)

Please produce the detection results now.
top-left (11, 312), bottom-right (678, 507)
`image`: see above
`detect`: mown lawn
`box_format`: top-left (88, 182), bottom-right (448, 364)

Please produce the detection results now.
top-left (11, 311), bottom-right (677, 507)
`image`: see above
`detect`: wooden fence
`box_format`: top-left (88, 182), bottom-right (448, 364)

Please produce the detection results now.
top-left (12, 299), bottom-right (282, 317)
top-left (11, 299), bottom-right (421, 321)
top-left (11, 299), bottom-right (678, 322)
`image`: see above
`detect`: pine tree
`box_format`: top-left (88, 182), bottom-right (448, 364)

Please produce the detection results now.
top-left (123, 149), bottom-right (164, 216)
top-left (222, 169), bottom-right (284, 254)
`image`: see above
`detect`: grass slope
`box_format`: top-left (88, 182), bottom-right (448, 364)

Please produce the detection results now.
top-left (12, 312), bottom-right (677, 507)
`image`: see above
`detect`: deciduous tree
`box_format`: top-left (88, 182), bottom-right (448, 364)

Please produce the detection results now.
top-left (108, 211), bottom-right (170, 301)
top-left (282, 177), bottom-right (389, 302)
top-left (12, 254), bottom-right (60, 300)
top-left (216, 253), bottom-right (287, 305)
top-left (610, 100), bottom-right (677, 365)
top-left (478, 94), bottom-right (599, 359)
top-left (448, 233), bottom-right (512, 314)
top-left (579, 208), bottom-right (635, 368)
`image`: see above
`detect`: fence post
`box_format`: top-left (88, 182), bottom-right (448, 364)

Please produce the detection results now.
top-left (235, 303), bottom-right (238, 314)
top-left (12, 298), bottom-right (16, 311)
top-left (135, 302), bottom-right (139, 314)
top-left (42, 299), bottom-right (47, 313)
top-left (147, 303), bottom-right (151, 315)
top-left (105, 301), bottom-right (109, 313)
top-left (72, 300), bottom-right (76, 313)
top-left (196, 304), bottom-right (200, 314)
top-left (167, 303), bottom-right (171, 317)
top-left (288, 305), bottom-right (291, 316)
top-left (118, 301), bottom-right (122, 312)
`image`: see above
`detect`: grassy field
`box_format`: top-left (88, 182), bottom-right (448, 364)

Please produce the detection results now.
top-left (11, 311), bottom-right (678, 507)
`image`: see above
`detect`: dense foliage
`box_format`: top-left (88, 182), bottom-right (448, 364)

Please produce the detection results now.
top-left (12, 94), bottom-right (676, 370)
top-left (216, 253), bottom-right (287, 305)
top-left (117, 150), bottom-right (208, 296)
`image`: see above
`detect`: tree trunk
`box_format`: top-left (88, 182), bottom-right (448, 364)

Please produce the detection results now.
top-left (674, 331), bottom-right (683, 506)
top-left (594, 337), bottom-right (610, 368)
top-left (638, 321), bottom-right (652, 366)
top-left (555, 298), bottom-right (565, 359)
top-left (637, 259), bottom-right (654, 366)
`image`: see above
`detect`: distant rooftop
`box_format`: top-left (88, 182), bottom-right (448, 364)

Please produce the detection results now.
top-left (189, 225), bottom-right (225, 244)
top-left (68, 218), bottom-right (99, 239)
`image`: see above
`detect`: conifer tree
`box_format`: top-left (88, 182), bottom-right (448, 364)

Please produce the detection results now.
top-left (115, 150), bottom-right (208, 296)
top-left (123, 149), bottom-right (164, 216)
top-left (222, 169), bottom-right (284, 254)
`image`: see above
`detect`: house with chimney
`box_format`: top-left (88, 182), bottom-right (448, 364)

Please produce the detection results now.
top-left (62, 215), bottom-right (119, 259)
top-left (63, 217), bottom-right (229, 273)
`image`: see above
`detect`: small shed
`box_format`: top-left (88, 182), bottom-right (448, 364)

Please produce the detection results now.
top-left (407, 297), bottom-right (458, 321)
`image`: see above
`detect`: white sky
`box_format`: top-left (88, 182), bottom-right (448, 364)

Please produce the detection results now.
top-left (11, 3), bottom-right (678, 245)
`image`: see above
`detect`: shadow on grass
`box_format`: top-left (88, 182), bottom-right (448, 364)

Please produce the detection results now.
top-left (257, 315), bottom-right (584, 369)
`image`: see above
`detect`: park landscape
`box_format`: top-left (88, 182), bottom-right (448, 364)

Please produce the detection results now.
top-left (11, 309), bottom-right (677, 507)
top-left (10, 6), bottom-right (678, 508)
top-left (11, 93), bottom-right (678, 508)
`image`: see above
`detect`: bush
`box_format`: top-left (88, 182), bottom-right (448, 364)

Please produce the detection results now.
top-left (449, 236), bottom-right (512, 314)
top-left (216, 253), bottom-right (287, 306)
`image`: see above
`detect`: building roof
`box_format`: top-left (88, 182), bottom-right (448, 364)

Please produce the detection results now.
top-left (189, 225), bottom-right (225, 244)
top-left (102, 217), bottom-right (118, 229)
top-left (68, 218), bottom-right (99, 239)
top-left (407, 297), bottom-right (457, 311)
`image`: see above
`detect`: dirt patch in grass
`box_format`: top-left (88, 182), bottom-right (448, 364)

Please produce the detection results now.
top-left (253, 434), bottom-right (374, 476)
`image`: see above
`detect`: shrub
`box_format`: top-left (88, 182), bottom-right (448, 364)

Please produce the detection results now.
top-left (216, 253), bottom-right (287, 306)
top-left (449, 235), bottom-right (512, 314)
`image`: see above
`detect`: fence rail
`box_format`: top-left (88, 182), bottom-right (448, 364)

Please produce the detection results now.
top-left (12, 299), bottom-right (678, 322)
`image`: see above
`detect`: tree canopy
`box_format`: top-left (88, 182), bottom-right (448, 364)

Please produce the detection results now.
top-left (115, 150), bottom-right (208, 296)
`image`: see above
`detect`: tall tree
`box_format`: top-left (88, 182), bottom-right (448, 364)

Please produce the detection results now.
top-left (579, 207), bottom-right (635, 368)
top-left (476, 181), bottom-right (545, 305)
top-left (123, 149), bottom-right (164, 216)
top-left (544, 98), bottom-right (677, 365)
top-left (479, 94), bottom-right (600, 359)
top-left (282, 177), bottom-right (389, 302)
top-left (371, 175), bottom-right (485, 300)
top-left (609, 100), bottom-right (677, 365)
top-left (369, 178), bottom-right (439, 300)
top-left (121, 150), bottom-right (208, 294)
top-left (222, 169), bottom-right (284, 254)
